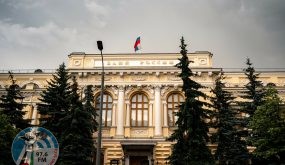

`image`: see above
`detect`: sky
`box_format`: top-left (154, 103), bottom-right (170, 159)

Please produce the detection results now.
top-left (0, 0), bottom-right (284, 70)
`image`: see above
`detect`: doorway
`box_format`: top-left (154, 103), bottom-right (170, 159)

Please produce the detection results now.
top-left (129, 156), bottom-right (149, 165)
top-left (121, 142), bottom-right (155, 165)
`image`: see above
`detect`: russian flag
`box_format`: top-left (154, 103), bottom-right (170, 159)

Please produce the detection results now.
top-left (134, 36), bottom-right (141, 52)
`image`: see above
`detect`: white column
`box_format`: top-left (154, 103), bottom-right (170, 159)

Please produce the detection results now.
top-left (31, 104), bottom-right (38, 125)
top-left (149, 102), bottom-right (153, 126)
top-left (125, 102), bottom-right (130, 126)
top-left (116, 86), bottom-right (125, 136)
top-left (163, 102), bottom-right (168, 127)
top-left (125, 155), bottom-right (130, 165)
top-left (154, 85), bottom-right (162, 136)
top-left (111, 102), bottom-right (117, 126)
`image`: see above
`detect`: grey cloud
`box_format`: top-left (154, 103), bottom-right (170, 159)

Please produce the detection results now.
top-left (0, 0), bottom-right (284, 69)
top-left (242, 0), bottom-right (285, 31)
top-left (0, 0), bottom-right (109, 29)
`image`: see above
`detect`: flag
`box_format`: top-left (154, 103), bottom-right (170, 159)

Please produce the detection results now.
top-left (134, 36), bottom-right (141, 52)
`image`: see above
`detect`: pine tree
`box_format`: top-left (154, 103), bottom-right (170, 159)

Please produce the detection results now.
top-left (240, 58), bottom-right (265, 121)
top-left (38, 63), bottom-right (72, 138)
top-left (83, 85), bottom-right (98, 133)
top-left (0, 71), bottom-right (29, 129)
top-left (168, 37), bottom-right (214, 165)
top-left (211, 71), bottom-right (249, 164)
top-left (0, 113), bottom-right (19, 165)
top-left (250, 86), bottom-right (285, 164)
top-left (59, 77), bottom-right (95, 165)
top-left (238, 58), bottom-right (266, 157)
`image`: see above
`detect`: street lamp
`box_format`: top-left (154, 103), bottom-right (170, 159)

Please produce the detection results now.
top-left (96, 40), bottom-right (104, 165)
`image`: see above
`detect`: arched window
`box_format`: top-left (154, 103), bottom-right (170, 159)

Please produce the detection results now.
top-left (95, 93), bottom-right (113, 127)
top-left (131, 93), bottom-right (149, 127)
top-left (167, 93), bottom-right (184, 126)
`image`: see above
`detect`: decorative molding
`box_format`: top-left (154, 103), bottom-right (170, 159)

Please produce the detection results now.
top-left (161, 86), bottom-right (170, 97)
top-left (131, 128), bottom-right (148, 137)
top-left (108, 86), bottom-right (119, 98)
top-left (167, 76), bottom-right (181, 81)
top-left (119, 72), bottom-right (124, 77)
top-left (154, 85), bottom-right (161, 92)
top-left (125, 85), bottom-right (135, 97)
top-left (24, 96), bottom-right (32, 102)
top-left (124, 85), bottom-right (154, 99)
top-left (239, 77), bottom-right (247, 84)
top-left (96, 76), bottom-right (112, 81)
top-left (118, 85), bottom-right (125, 91)
top-left (173, 84), bottom-right (179, 90)
top-left (197, 71), bottom-right (202, 76)
top-left (155, 72), bottom-right (160, 77)
top-left (19, 80), bottom-right (43, 89)
top-left (160, 85), bottom-right (182, 99)
top-left (199, 58), bottom-right (207, 65)
top-left (73, 60), bottom-right (81, 66)
top-left (145, 86), bottom-right (154, 94)
top-left (132, 76), bottom-right (146, 81)
top-left (208, 71), bottom-right (213, 76)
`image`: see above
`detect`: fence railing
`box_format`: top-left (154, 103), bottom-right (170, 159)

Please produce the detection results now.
top-left (221, 68), bottom-right (285, 72)
top-left (0, 69), bottom-right (56, 73)
top-left (1, 68), bottom-right (285, 74)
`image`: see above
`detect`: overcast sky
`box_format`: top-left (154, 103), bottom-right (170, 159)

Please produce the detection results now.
top-left (0, 0), bottom-right (284, 70)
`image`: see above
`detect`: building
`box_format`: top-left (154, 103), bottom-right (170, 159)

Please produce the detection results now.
top-left (1, 52), bottom-right (285, 164)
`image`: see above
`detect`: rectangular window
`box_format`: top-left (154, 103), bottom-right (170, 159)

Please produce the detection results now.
top-left (130, 93), bottom-right (149, 127)
top-left (168, 110), bottom-right (173, 126)
top-left (137, 95), bottom-right (142, 102)
top-left (102, 110), bottom-right (106, 125)
top-left (107, 110), bottom-right (112, 126)
top-left (143, 110), bottom-right (148, 126)
top-left (137, 110), bottom-right (142, 126)
top-left (131, 110), bottom-right (136, 126)
top-left (95, 93), bottom-right (113, 127)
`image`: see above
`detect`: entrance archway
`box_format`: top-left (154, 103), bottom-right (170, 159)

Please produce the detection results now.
top-left (121, 141), bottom-right (156, 165)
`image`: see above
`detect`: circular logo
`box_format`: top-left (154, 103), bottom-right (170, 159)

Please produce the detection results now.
top-left (11, 127), bottom-right (59, 165)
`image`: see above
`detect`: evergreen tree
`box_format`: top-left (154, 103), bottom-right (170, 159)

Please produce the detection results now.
top-left (168, 37), bottom-right (214, 165)
top-left (250, 86), bottom-right (285, 164)
top-left (240, 58), bottom-right (265, 121)
top-left (0, 113), bottom-right (19, 165)
top-left (37, 63), bottom-right (72, 138)
top-left (83, 85), bottom-right (98, 133)
top-left (0, 71), bottom-right (29, 129)
top-left (211, 71), bottom-right (249, 164)
top-left (239, 58), bottom-right (266, 160)
top-left (59, 77), bottom-right (95, 165)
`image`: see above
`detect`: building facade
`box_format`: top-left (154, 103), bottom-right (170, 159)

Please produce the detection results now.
top-left (1, 52), bottom-right (285, 164)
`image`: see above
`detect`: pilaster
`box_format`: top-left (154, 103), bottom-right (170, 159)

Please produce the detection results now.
top-left (116, 85), bottom-right (125, 138)
top-left (154, 85), bottom-right (162, 137)
top-left (162, 101), bottom-right (169, 137)
top-left (31, 104), bottom-right (38, 125)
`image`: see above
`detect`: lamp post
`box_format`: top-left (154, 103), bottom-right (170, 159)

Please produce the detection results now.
top-left (96, 41), bottom-right (104, 165)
